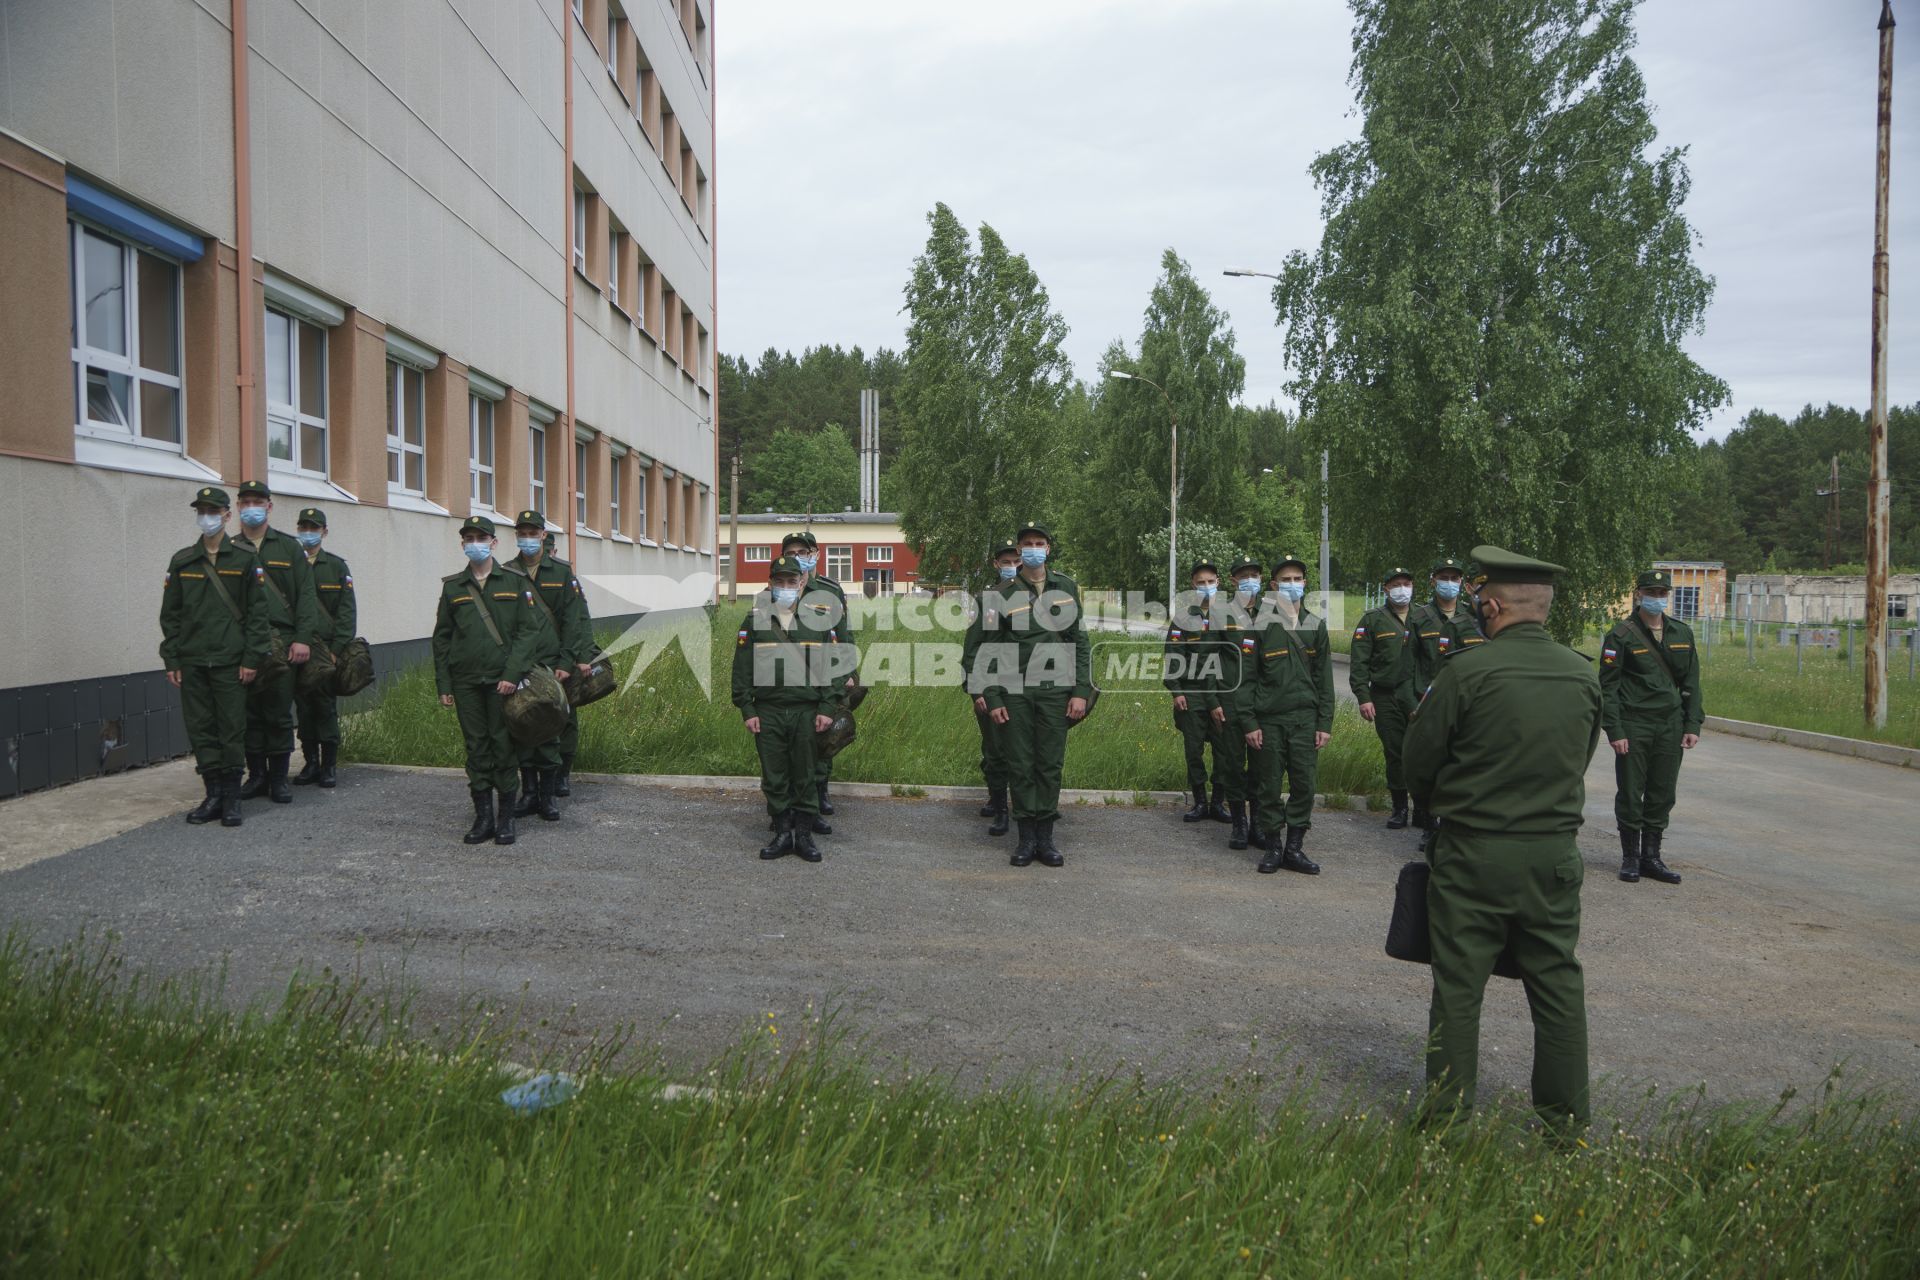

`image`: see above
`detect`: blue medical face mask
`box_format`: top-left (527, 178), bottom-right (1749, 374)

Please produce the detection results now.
top-left (1235, 578), bottom-right (1259, 597)
top-left (463, 541), bottom-right (492, 564)
top-left (195, 512), bottom-right (226, 537)
top-left (794, 553), bottom-right (818, 572)
top-left (295, 530), bottom-right (323, 550)
top-left (772, 585), bottom-right (800, 606)
top-left (517, 537), bottom-right (544, 558)
top-left (238, 505), bottom-right (268, 528)
top-left (1275, 581), bottom-right (1306, 603)
top-left (1640, 595), bottom-right (1668, 615)
top-left (1019, 546), bottom-right (1048, 568)
top-left (1434, 580), bottom-right (1462, 600)
top-left (1386, 585), bottom-right (1414, 606)
top-left (1195, 583), bottom-right (1218, 600)
top-left (997, 564), bottom-right (1018, 580)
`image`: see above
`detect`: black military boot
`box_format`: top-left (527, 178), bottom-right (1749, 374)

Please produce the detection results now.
top-left (265, 753), bottom-right (294, 804)
top-left (817, 780), bottom-right (835, 817)
top-left (1410, 803), bottom-right (1433, 834)
top-left (1280, 825), bottom-right (1321, 875)
top-left (186, 772), bottom-right (221, 824)
top-left (1010, 819), bottom-right (1036, 867)
top-left (1617, 828), bottom-right (1641, 882)
top-left (1227, 801), bottom-right (1249, 850)
top-left (1207, 784), bottom-right (1232, 823)
top-left (220, 770), bottom-right (245, 828)
top-left (535, 770), bottom-right (561, 821)
top-left (1256, 829), bottom-right (1285, 874)
top-left (1640, 829), bottom-right (1682, 884)
top-left (1181, 786), bottom-right (1209, 823)
top-left (553, 754), bottom-right (574, 798)
top-left (292, 746), bottom-right (321, 786)
top-left (494, 790), bottom-right (518, 845)
top-left (316, 742), bottom-right (338, 789)
top-left (238, 753), bottom-right (269, 800)
top-left (1246, 801), bottom-right (1269, 852)
top-left (808, 810), bottom-right (832, 835)
top-left (1385, 789), bottom-right (1410, 829)
top-left (463, 790), bottom-right (496, 845)
top-left (986, 788), bottom-right (1010, 837)
top-left (760, 811), bottom-right (795, 860)
top-left (792, 820), bottom-right (823, 864)
top-left (513, 768), bottom-right (539, 818)
top-left (1035, 818), bottom-right (1064, 868)
top-left (978, 790), bottom-right (997, 817)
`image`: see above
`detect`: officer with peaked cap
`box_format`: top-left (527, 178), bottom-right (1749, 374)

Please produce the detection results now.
top-left (1403, 545), bottom-right (1604, 1133)
top-left (1601, 567), bottom-right (1702, 886)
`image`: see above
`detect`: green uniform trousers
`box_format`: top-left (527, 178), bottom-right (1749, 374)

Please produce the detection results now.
top-left (181, 664), bottom-right (248, 775)
top-left (1613, 714), bottom-right (1684, 833)
top-left (974, 704), bottom-right (1009, 790)
top-left (451, 682), bottom-right (518, 793)
top-left (998, 689), bottom-right (1071, 822)
top-left (1369, 682), bottom-right (1416, 792)
top-left (520, 705), bottom-right (574, 771)
top-left (1174, 706), bottom-right (1246, 800)
top-left (295, 686), bottom-right (340, 750)
top-left (1254, 716), bottom-right (1318, 829)
top-left (245, 661), bottom-right (297, 755)
top-left (755, 704), bottom-right (821, 819)
top-left (1425, 828), bottom-right (1589, 1130)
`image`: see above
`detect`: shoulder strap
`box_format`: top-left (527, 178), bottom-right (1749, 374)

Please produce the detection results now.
top-left (464, 581), bottom-right (509, 651)
top-left (523, 569), bottom-right (561, 630)
top-left (254, 545), bottom-right (291, 612)
top-left (1629, 616), bottom-right (1682, 687)
top-left (202, 556), bottom-right (244, 623)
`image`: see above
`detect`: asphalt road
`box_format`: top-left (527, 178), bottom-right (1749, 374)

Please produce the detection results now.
top-left (2, 722), bottom-right (1915, 1115)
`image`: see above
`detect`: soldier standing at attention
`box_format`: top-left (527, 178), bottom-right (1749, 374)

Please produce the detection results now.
top-left (1166, 560), bottom-right (1236, 827)
top-left (290, 508), bottom-right (356, 790)
top-left (507, 511), bottom-right (595, 821)
top-left (162, 486), bottom-right (271, 827)
top-left (789, 530), bottom-right (858, 828)
top-left (1600, 569), bottom-right (1701, 886)
top-left (231, 479), bottom-right (323, 805)
top-left (1237, 554), bottom-right (1332, 875)
top-left (963, 539), bottom-right (1021, 837)
top-left (1351, 567), bottom-right (1419, 830)
top-left (1408, 555), bottom-right (1485, 833)
top-left (733, 555), bottom-right (838, 863)
top-left (1225, 558), bottom-right (1269, 851)
top-left (976, 521), bottom-right (1091, 868)
top-left (433, 516), bottom-right (556, 847)
top-left (1403, 546), bottom-right (1604, 1134)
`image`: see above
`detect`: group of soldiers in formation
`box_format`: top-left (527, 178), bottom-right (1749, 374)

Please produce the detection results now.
top-left (163, 482), bottom-right (1706, 1128)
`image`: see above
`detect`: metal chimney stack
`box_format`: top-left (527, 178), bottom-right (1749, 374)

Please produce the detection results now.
top-left (859, 388), bottom-right (880, 513)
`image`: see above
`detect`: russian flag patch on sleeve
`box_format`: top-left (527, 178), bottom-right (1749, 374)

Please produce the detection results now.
top-left (1354, 626), bottom-right (1367, 638)
top-left (737, 629), bottom-right (749, 647)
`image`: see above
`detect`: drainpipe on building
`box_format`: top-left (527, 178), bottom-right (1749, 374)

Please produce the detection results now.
top-left (710, 0), bottom-right (720, 603)
top-left (562, 0), bottom-right (579, 560)
top-left (231, 0), bottom-right (258, 482)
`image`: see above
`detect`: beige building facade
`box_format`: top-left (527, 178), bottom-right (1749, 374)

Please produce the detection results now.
top-left (0, 0), bottom-right (716, 794)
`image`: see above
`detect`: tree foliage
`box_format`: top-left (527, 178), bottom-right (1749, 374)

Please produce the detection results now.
top-left (717, 345), bottom-right (903, 512)
top-left (1275, 0), bottom-right (1727, 636)
top-left (749, 424), bottom-right (861, 516)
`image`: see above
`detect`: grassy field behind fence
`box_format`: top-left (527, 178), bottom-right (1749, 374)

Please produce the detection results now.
top-left (3, 935), bottom-right (1916, 1278)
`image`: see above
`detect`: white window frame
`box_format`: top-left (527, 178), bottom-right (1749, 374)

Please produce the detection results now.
top-left (265, 307), bottom-right (328, 480)
top-left (385, 359), bottom-right (426, 497)
top-left (635, 462), bottom-right (650, 540)
top-left (575, 437), bottom-right (592, 531)
top-left (573, 187), bottom-right (588, 275)
top-left (607, 5), bottom-right (621, 79)
top-left (69, 219), bottom-right (184, 451)
top-left (609, 450), bottom-right (625, 537)
top-left (529, 421), bottom-right (548, 515)
top-left (742, 545), bottom-right (771, 563)
top-left (608, 226), bottom-right (622, 308)
top-left (825, 545), bottom-right (853, 580)
top-left (865, 544), bottom-right (894, 563)
top-left (469, 393), bottom-right (497, 513)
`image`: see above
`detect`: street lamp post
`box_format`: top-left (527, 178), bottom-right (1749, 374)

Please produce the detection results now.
top-left (1107, 369), bottom-right (1179, 608)
top-left (1224, 268), bottom-right (1332, 615)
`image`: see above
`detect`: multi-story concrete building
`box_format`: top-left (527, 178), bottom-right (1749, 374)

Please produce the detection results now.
top-left (0, 0), bottom-right (716, 796)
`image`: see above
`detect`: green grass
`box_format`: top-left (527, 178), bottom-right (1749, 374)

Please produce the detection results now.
top-left (345, 609), bottom-right (1390, 796)
top-left (1690, 623), bottom-right (1920, 748)
top-left (4, 935), bottom-right (1917, 1277)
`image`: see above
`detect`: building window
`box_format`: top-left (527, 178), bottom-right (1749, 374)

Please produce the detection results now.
top-left (265, 308), bottom-right (327, 477)
top-left (469, 394), bottom-right (495, 511)
top-left (635, 463), bottom-right (650, 535)
top-left (572, 0), bottom-right (582, 21)
top-left (573, 187), bottom-right (588, 275)
top-left (866, 545), bottom-right (894, 563)
top-left (385, 360), bottom-right (425, 495)
top-left (529, 422), bottom-right (547, 514)
top-left (743, 545), bottom-right (771, 563)
top-left (69, 221), bottom-right (183, 447)
top-left (608, 226), bottom-right (624, 308)
top-left (1672, 586), bottom-right (1699, 621)
top-left (1892, 595), bottom-right (1911, 620)
top-left (606, 4), bottom-right (623, 79)
top-left (610, 455), bottom-right (623, 533)
top-left (575, 438), bottom-right (590, 529)
top-left (826, 546), bottom-right (852, 580)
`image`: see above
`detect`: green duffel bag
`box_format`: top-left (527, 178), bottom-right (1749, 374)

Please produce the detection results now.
top-left (249, 633), bottom-right (290, 694)
top-left (567, 655), bottom-right (618, 708)
top-left (296, 639), bottom-right (337, 697)
top-left (815, 709), bottom-right (857, 762)
top-left (844, 681), bottom-right (870, 711)
top-left (1066, 684), bottom-right (1101, 730)
top-left (332, 637), bottom-right (375, 697)
top-left (505, 666), bottom-right (570, 745)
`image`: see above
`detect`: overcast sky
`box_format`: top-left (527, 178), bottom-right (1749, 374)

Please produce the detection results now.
top-left (717, 0), bottom-right (1916, 440)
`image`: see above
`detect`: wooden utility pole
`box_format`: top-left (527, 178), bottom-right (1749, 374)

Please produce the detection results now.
top-left (1866, 0), bottom-right (1896, 729)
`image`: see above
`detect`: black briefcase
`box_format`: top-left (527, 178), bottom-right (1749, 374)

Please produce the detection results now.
top-left (1386, 860), bottom-right (1522, 981)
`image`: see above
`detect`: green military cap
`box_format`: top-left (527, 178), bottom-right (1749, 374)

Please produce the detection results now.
top-left (461, 514), bottom-right (497, 536)
top-left (1382, 565), bottom-right (1416, 585)
top-left (236, 479), bottom-right (272, 499)
top-left (1228, 557), bottom-right (1263, 577)
top-left (1431, 555), bottom-right (1466, 575)
top-left (1273, 552), bottom-right (1310, 576)
top-left (1636, 568), bottom-right (1672, 590)
top-left (1187, 559), bottom-right (1220, 578)
top-left (779, 530), bottom-right (816, 550)
top-left (1014, 518), bottom-right (1052, 543)
top-left (991, 537), bottom-right (1019, 560)
top-left (296, 507), bottom-right (327, 528)
top-left (514, 509), bottom-right (545, 529)
top-left (1470, 544), bottom-right (1565, 585)
top-left (769, 554), bottom-right (807, 577)
top-left (190, 485), bottom-right (231, 509)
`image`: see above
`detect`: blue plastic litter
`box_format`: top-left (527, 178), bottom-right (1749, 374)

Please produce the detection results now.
top-left (500, 1072), bottom-right (580, 1115)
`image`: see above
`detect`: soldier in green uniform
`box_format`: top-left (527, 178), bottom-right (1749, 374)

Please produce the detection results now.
top-left (962, 539), bottom-right (1021, 837)
top-left (1350, 567), bottom-right (1420, 830)
top-left (507, 511), bottom-right (596, 821)
top-left (1600, 569), bottom-right (1702, 886)
top-left (1166, 560), bottom-right (1237, 827)
top-left (782, 530), bottom-right (858, 830)
top-left (1404, 546), bottom-right (1604, 1133)
top-left (231, 479), bottom-right (323, 805)
top-left (161, 486), bottom-right (272, 827)
top-left (974, 521), bottom-right (1091, 867)
top-left (290, 507), bottom-right (356, 789)
top-left (432, 516), bottom-right (557, 846)
top-left (1225, 557), bottom-right (1269, 851)
top-left (732, 555), bottom-right (840, 862)
top-left (1407, 555), bottom-right (1485, 833)
top-left (1235, 553), bottom-right (1332, 874)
